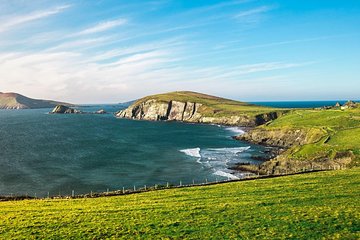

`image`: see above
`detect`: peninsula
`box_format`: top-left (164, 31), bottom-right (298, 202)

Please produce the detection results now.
top-left (117, 91), bottom-right (360, 174)
top-left (116, 91), bottom-right (284, 126)
top-left (0, 92), bottom-right (71, 109)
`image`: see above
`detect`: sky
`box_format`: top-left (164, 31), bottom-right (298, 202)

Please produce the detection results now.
top-left (0, 0), bottom-right (359, 104)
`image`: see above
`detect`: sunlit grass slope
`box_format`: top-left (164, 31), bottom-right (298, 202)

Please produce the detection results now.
top-left (1, 169), bottom-right (359, 239)
top-left (264, 107), bottom-right (360, 164)
top-left (135, 91), bottom-right (282, 117)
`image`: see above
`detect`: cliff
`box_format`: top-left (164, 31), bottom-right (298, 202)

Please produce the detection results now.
top-left (0, 92), bottom-right (72, 109)
top-left (234, 106), bottom-right (360, 174)
top-left (116, 91), bottom-right (284, 126)
top-left (235, 127), bottom-right (326, 148)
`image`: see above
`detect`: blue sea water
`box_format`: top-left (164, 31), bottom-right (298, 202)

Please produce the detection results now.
top-left (0, 105), bottom-right (266, 197)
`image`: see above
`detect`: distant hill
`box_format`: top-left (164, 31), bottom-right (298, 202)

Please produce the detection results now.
top-left (116, 91), bottom-right (284, 126)
top-left (0, 92), bottom-right (72, 109)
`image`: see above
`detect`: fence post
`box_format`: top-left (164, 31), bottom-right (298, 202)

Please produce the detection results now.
top-left (180, 181), bottom-right (182, 187)
top-left (90, 191), bottom-right (93, 197)
top-left (47, 192), bottom-right (50, 198)
top-left (205, 178), bottom-right (208, 184)
top-left (144, 185), bottom-right (147, 191)
top-left (122, 187), bottom-right (125, 194)
top-left (107, 188), bottom-right (109, 194)
top-left (72, 190), bottom-right (74, 197)
top-left (167, 182), bottom-right (169, 188)
top-left (134, 185), bottom-right (136, 191)
top-left (192, 179), bottom-right (195, 185)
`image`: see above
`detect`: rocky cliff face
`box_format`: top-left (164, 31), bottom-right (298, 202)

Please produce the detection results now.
top-left (234, 127), bottom-right (355, 174)
top-left (234, 127), bottom-right (326, 148)
top-left (116, 100), bottom-right (203, 122)
top-left (116, 99), bottom-right (278, 126)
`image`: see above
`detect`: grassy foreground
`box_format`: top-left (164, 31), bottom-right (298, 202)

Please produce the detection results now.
top-left (1, 169), bottom-right (359, 239)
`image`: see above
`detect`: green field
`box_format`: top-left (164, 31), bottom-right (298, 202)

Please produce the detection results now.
top-left (1, 169), bottom-right (359, 239)
top-left (136, 91), bottom-right (282, 117)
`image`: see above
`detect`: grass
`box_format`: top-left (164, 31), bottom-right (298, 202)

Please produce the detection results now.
top-left (263, 107), bottom-right (360, 163)
top-left (1, 169), bottom-right (359, 239)
top-left (135, 91), bottom-right (282, 117)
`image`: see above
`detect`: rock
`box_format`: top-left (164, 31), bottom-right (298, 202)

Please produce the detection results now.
top-left (95, 109), bottom-right (106, 114)
top-left (341, 100), bottom-right (357, 110)
top-left (51, 105), bottom-right (82, 114)
top-left (235, 128), bottom-right (326, 148)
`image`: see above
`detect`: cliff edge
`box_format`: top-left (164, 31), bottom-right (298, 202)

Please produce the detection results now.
top-left (116, 91), bottom-right (284, 126)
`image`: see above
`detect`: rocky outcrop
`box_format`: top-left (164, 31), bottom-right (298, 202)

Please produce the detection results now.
top-left (116, 99), bottom-right (204, 122)
top-left (51, 105), bottom-right (82, 114)
top-left (250, 151), bottom-right (355, 175)
top-left (116, 99), bottom-right (279, 126)
top-left (95, 109), bottom-right (107, 114)
top-left (234, 127), bottom-right (326, 148)
top-left (233, 126), bottom-right (356, 174)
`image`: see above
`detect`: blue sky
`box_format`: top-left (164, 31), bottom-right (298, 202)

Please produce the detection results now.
top-left (0, 0), bottom-right (359, 103)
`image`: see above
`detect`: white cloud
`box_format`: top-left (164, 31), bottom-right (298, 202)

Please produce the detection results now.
top-left (234, 6), bottom-right (273, 19)
top-left (0, 5), bottom-right (71, 33)
top-left (76, 19), bottom-right (127, 35)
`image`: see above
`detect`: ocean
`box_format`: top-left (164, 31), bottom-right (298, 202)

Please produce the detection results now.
top-left (0, 101), bottom-right (350, 197)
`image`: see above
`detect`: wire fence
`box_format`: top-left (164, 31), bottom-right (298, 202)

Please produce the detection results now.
top-left (0, 165), bottom-right (346, 202)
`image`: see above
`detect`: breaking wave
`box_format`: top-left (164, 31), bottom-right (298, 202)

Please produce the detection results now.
top-left (225, 127), bottom-right (245, 135)
top-left (180, 148), bottom-right (201, 158)
top-left (179, 146), bottom-right (251, 180)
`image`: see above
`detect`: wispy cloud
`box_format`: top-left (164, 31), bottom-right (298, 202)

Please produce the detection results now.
top-left (234, 5), bottom-right (273, 19)
top-left (76, 18), bottom-right (127, 35)
top-left (46, 37), bottom-right (112, 51)
top-left (0, 5), bottom-right (71, 33)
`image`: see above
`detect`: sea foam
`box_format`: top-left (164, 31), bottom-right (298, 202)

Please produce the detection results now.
top-left (213, 170), bottom-right (240, 180)
top-left (208, 146), bottom-right (250, 154)
top-left (180, 146), bottom-right (251, 180)
top-left (225, 127), bottom-right (245, 135)
top-left (180, 148), bottom-right (201, 158)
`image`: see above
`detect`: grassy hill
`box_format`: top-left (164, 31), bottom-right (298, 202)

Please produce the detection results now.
top-left (236, 103), bottom-right (360, 175)
top-left (1, 169), bottom-right (359, 239)
top-left (0, 92), bottom-right (71, 109)
top-left (135, 91), bottom-right (280, 117)
top-left (266, 106), bottom-right (360, 165)
top-left (117, 91), bottom-right (285, 126)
